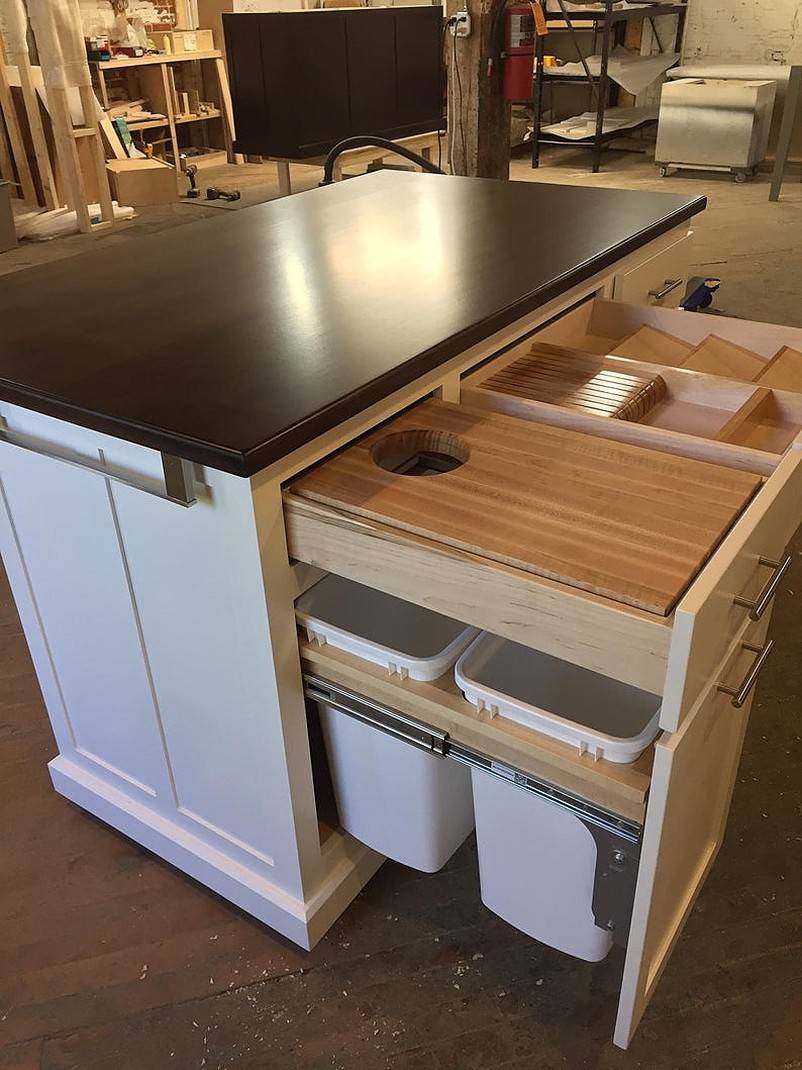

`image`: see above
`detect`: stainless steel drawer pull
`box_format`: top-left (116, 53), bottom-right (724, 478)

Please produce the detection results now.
top-left (0, 420), bottom-right (196, 507)
top-left (717, 640), bottom-right (774, 709)
top-left (648, 278), bottom-right (683, 301)
top-left (734, 554), bottom-right (792, 620)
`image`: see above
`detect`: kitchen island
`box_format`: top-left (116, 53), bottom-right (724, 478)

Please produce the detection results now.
top-left (5, 172), bottom-right (795, 1049)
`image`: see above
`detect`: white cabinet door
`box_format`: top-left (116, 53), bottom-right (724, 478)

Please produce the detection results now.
top-left (0, 435), bottom-right (174, 801)
top-left (107, 465), bottom-right (312, 892)
top-left (614, 630), bottom-right (771, 1048)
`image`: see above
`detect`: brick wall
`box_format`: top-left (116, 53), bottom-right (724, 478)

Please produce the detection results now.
top-left (78, 1), bottom-right (179, 36)
top-left (683, 0), bottom-right (802, 64)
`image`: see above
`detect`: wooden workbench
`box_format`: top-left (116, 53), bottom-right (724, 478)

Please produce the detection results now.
top-left (269, 130), bottom-right (445, 196)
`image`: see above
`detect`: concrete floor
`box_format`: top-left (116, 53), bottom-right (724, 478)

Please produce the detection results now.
top-left (3, 147), bottom-right (802, 326)
top-left (1, 150), bottom-right (802, 1069)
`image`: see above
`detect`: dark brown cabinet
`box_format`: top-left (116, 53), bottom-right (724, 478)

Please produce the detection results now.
top-left (223, 6), bottom-right (443, 159)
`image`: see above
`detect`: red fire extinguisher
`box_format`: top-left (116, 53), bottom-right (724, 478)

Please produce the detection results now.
top-left (502, 5), bottom-right (535, 102)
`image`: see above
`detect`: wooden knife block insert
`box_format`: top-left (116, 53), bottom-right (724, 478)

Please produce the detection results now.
top-left (467, 343), bottom-right (802, 455)
top-left (479, 345), bottom-right (669, 422)
top-left (289, 399), bottom-right (762, 617)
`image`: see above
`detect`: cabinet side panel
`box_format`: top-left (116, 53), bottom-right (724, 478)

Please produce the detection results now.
top-left (223, 13), bottom-right (268, 154)
top-left (0, 445), bottom-right (173, 800)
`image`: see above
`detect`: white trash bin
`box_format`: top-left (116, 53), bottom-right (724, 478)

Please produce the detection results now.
top-left (297, 574), bottom-right (479, 681)
top-left (297, 574), bottom-right (478, 871)
top-left (455, 633), bottom-right (661, 961)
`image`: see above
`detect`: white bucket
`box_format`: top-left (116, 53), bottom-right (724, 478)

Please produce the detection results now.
top-left (471, 769), bottom-right (614, 962)
top-left (319, 702), bottom-right (475, 872)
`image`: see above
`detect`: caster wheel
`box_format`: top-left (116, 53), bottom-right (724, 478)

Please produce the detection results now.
top-left (658, 166), bottom-right (669, 178)
top-left (734, 171), bottom-right (747, 184)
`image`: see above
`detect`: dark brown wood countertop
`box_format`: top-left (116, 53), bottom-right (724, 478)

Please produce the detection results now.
top-left (0, 172), bottom-right (705, 476)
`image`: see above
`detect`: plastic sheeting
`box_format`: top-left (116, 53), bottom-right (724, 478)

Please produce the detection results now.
top-left (26, 0), bottom-right (91, 89)
top-left (548, 46), bottom-right (680, 97)
top-left (541, 105), bottom-right (659, 140)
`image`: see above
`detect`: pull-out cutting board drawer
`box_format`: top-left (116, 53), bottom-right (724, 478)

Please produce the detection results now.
top-left (286, 493), bottom-right (673, 696)
top-left (287, 399), bottom-right (761, 618)
top-left (285, 401), bottom-right (802, 731)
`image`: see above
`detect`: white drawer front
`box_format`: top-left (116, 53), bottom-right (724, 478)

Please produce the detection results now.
top-left (661, 448), bottom-right (802, 732)
top-left (613, 233), bottom-right (693, 307)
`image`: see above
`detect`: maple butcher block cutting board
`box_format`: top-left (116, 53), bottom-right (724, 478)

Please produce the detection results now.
top-left (289, 400), bottom-right (762, 615)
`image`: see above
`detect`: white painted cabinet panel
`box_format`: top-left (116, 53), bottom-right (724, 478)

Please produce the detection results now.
top-left (110, 467), bottom-right (307, 894)
top-left (0, 402), bottom-right (382, 946)
top-left (0, 440), bottom-right (174, 801)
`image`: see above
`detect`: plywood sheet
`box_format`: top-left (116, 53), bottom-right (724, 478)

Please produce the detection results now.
top-left (289, 400), bottom-right (762, 616)
top-left (612, 325), bottom-right (693, 367)
top-left (756, 347), bottom-right (802, 393)
top-left (682, 335), bottom-right (765, 382)
top-left (478, 344), bottom-right (667, 422)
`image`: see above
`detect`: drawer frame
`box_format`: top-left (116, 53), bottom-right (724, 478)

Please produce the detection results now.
top-left (300, 635), bottom-right (654, 824)
top-left (285, 495), bottom-right (673, 696)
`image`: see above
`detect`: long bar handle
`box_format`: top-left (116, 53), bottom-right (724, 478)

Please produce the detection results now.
top-left (717, 640), bottom-right (774, 709)
top-left (648, 278), bottom-right (684, 301)
top-left (0, 420), bottom-right (197, 507)
top-left (734, 554), bottom-right (792, 621)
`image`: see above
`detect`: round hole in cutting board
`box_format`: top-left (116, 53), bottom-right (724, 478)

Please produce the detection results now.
top-left (371, 429), bottom-right (470, 477)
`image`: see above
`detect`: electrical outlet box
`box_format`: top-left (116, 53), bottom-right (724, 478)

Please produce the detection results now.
top-left (450, 10), bottom-right (471, 37)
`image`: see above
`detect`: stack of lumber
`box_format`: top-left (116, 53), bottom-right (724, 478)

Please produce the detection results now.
top-left (0, 0), bottom-right (115, 234)
top-left (106, 98), bottom-right (166, 125)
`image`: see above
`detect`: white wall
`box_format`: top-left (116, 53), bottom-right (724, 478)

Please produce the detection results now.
top-left (683, 0), bottom-right (802, 64)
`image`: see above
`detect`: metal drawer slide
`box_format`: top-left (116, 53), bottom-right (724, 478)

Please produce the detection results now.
top-left (304, 672), bottom-right (642, 945)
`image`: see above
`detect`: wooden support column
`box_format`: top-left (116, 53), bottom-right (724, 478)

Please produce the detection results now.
top-left (446, 0), bottom-right (510, 179)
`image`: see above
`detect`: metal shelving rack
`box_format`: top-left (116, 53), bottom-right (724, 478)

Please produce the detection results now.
top-left (531, 1), bottom-right (688, 173)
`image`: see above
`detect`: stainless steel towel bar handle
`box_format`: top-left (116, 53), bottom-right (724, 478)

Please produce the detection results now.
top-left (648, 278), bottom-right (684, 301)
top-left (717, 640), bottom-right (774, 709)
top-left (734, 554), bottom-right (792, 620)
top-left (0, 420), bottom-right (197, 507)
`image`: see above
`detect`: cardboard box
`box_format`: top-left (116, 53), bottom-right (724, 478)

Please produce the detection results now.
top-left (162, 29), bottom-right (215, 53)
top-left (0, 181), bottom-right (17, 253)
top-left (106, 160), bottom-right (178, 207)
